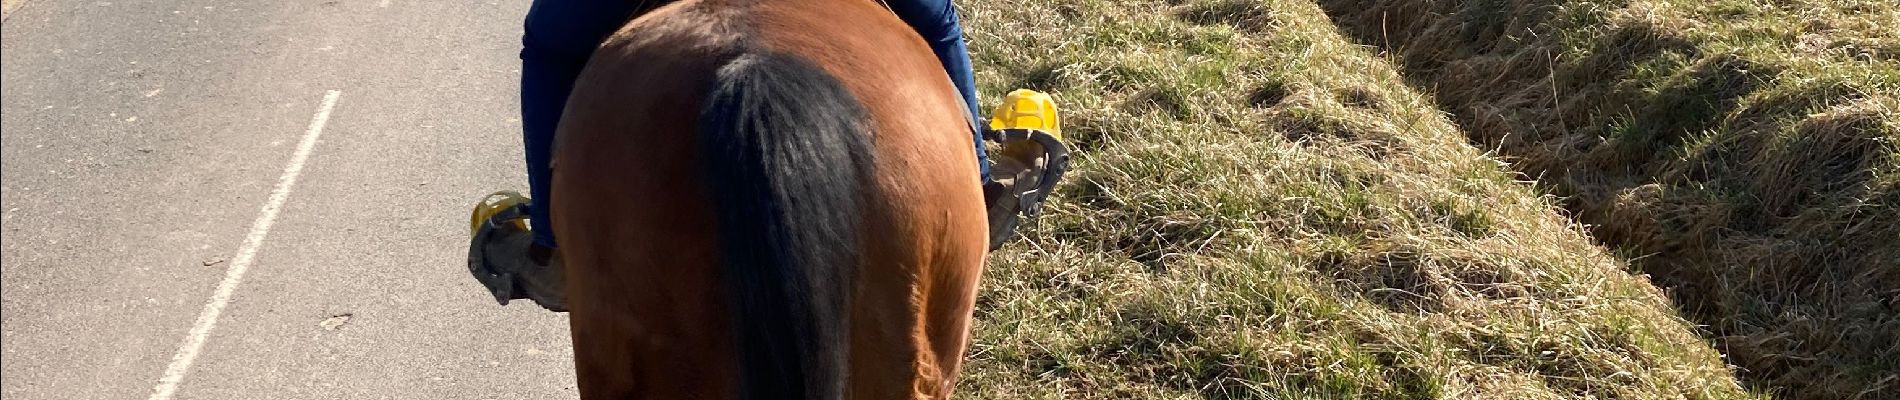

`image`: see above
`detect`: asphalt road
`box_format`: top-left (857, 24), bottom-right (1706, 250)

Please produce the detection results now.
top-left (2, 0), bottom-right (580, 398)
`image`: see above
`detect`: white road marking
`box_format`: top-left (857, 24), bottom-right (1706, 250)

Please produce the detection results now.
top-left (146, 89), bottom-right (342, 400)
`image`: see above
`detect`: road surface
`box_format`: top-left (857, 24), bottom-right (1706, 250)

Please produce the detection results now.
top-left (2, 0), bottom-right (579, 398)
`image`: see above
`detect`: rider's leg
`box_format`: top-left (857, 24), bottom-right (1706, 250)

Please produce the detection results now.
top-left (519, 0), bottom-right (647, 251)
top-left (475, 0), bottom-right (645, 311)
top-left (885, 0), bottom-right (989, 182)
top-left (887, 0), bottom-right (1068, 249)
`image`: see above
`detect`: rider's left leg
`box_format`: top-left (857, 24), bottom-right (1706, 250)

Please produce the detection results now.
top-left (520, 0), bottom-right (651, 249)
top-left (469, 0), bottom-right (648, 312)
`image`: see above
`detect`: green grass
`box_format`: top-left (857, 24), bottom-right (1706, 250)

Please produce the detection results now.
top-left (951, 0), bottom-right (1764, 397)
top-left (1314, 0), bottom-right (1899, 397)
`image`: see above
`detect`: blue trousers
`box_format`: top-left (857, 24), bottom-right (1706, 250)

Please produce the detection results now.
top-left (519, 0), bottom-right (988, 248)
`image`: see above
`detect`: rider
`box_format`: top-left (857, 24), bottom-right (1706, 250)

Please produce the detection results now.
top-left (472, 0), bottom-right (1060, 312)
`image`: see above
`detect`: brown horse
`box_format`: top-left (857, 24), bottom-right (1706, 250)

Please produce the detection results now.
top-left (547, 0), bottom-right (990, 398)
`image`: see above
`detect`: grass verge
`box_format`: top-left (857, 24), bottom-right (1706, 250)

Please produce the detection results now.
top-left (952, 0), bottom-right (1763, 397)
top-left (1313, 0), bottom-right (1899, 397)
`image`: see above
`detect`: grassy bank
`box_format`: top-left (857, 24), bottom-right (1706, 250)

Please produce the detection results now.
top-left (1313, 0), bottom-right (1898, 397)
top-left (951, 0), bottom-right (1761, 397)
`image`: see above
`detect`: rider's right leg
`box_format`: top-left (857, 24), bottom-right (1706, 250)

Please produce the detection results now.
top-left (884, 0), bottom-right (1070, 249)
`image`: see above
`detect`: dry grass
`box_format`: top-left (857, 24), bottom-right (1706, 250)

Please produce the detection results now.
top-left (1313, 0), bottom-right (1900, 397)
top-left (951, 0), bottom-right (1761, 398)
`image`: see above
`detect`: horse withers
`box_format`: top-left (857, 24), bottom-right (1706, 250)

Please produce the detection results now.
top-left (547, 0), bottom-right (990, 398)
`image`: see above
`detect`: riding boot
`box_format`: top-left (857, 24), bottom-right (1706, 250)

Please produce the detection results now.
top-left (983, 141), bottom-right (1049, 250)
top-left (467, 192), bottom-right (568, 312)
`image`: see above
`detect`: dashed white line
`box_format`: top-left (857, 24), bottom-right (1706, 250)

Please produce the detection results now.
top-left (147, 89), bottom-right (342, 400)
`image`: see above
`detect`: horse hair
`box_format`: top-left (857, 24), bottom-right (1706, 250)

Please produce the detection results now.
top-left (697, 49), bottom-right (871, 400)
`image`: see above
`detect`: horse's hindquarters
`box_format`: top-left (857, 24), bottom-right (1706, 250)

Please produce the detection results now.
top-left (551, 0), bottom-right (989, 398)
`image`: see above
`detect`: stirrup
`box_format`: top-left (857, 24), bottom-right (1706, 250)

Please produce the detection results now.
top-left (469, 191), bottom-right (530, 236)
top-left (984, 89), bottom-right (1072, 250)
top-left (984, 128), bottom-right (1072, 223)
top-left (467, 191), bottom-right (533, 306)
